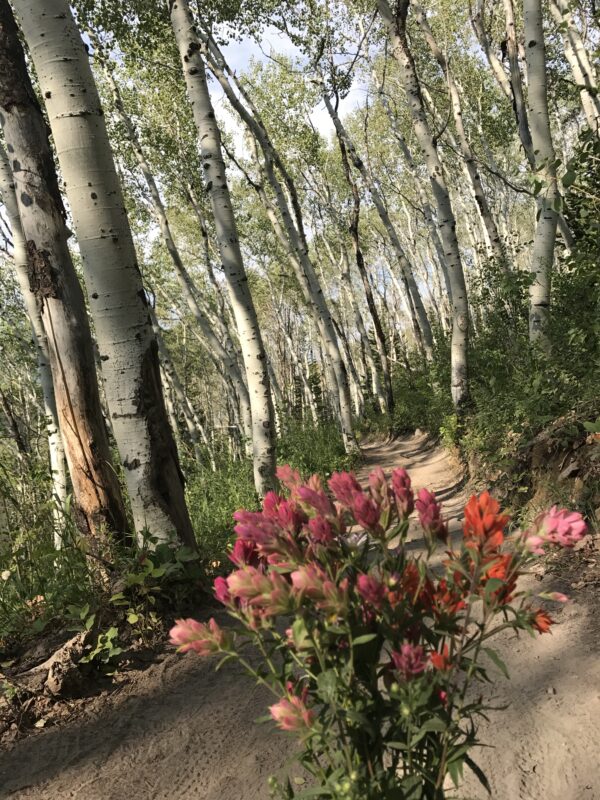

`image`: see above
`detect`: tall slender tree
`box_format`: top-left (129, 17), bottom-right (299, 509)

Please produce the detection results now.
top-left (12, 0), bottom-right (196, 547)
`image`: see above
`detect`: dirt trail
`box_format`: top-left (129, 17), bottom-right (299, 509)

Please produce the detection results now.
top-left (1, 434), bottom-right (599, 800)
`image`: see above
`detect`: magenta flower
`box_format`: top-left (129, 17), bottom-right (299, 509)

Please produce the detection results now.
top-left (262, 492), bottom-right (306, 532)
top-left (391, 468), bottom-right (414, 517)
top-left (229, 537), bottom-right (260, 568)
top-left (391, 642), bottom-right (427, 679)
top-left (356, 573), bottom-right (386, 608)
top-left (415, 488), bottom-right (448, 544)
top-left (169, 617), bottom-right (230, 655)
top-left (213, 576), bottom-right (232, 606)
top-left (307, 516), bottom-right (335, 545)
top-left (269, 692), bottom-right (315, 733)
top-left (328, 471), bottom-right (362, 508)
top-left (352, 494), bottom-right (381, 530)
top-left (298, 486), bottom-right (335, 517)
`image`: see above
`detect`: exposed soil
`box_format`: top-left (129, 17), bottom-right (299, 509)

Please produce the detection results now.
top-left (1, 433), bottom-right (599, 800)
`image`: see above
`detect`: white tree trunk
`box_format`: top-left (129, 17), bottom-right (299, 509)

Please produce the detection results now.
top-left (169, 0), bottom-right (277, 495)
top-left (12, 0), bottom-right (196, 548)
top-left (323, 91), bottom-right (434, 360)
top-left (378, 0), bottom-right (469, 411)
top-left (549, 0), bottom-right (600, 133)
top-left (0, 0), bottom-right (130, 546)
top-left (0, 141), bottom-right (68, 545)
top-left (414, 6), bottom-right (507, 269)
top-left (97, 53), bottom-right (254, 453)
top-left (524, 0), bottom-right (559, 348)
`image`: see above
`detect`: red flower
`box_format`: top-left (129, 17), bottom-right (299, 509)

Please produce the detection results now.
top-left (532, 609), bottom-right (553, 634)
top-left (430, 644), bottom-right (451, 671)
top-left (463, 492), bottom-right (509, 553)
top-left (482, 553), bottom-right (517, 603)
top-left (229, 538), bottom-right (260, 568)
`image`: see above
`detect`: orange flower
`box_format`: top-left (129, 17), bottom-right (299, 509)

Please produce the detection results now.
top-left (431, 644), bottom-right (451, 671)
top-left (463, 492), bottom-right (509, 553)
top-left (532, 609), bottom-right (553, 634)
top-left (482, 553), bottom-right (517, 603)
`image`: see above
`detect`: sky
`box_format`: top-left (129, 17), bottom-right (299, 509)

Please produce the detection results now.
top-left (217, 25), bottom-right (365, 147)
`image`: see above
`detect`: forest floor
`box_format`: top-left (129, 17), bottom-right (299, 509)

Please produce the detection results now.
top-left (1, 433), bottom-right (599, 800)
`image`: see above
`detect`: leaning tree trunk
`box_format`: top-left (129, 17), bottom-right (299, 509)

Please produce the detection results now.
top-left (549, 0), bottom-right (600, 134)
top-left (199, 36), bottom-right (357, 454)
top-left (12, 0), bottom-right (196, 548)
top-left (0, 143), bottom-right (68, 544)
top-left (414, 5), bottom-right (507, 269)
top-left (323, 90), bottom-right (434, 360)
top-left (169, 0), bottom-right (276, 495)
top-left (524, 0), bottom-right (559, 349)
top-left (378, 0), bottom-right (469, 412)
top-left (336, 134), bottom-right (394, 413)
top-left (0, 1), bottom-right (129, 546)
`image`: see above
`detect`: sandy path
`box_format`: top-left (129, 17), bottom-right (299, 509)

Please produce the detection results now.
top-left (1, 434), bottom-right (598, 800)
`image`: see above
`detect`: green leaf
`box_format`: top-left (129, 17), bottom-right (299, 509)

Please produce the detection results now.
top-left (483, 647), bottom-right (510, 679)
top-left (447, 757), bottom-right (464, 787)
top-left (127, 612), bottom-right (139, 624)
top-left (465, 754), bottom-right (492, 794)
top-left (352, 633), bottom-right (377, 646)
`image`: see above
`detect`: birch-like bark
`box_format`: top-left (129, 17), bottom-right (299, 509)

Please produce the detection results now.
top-left (503, 0), bottom-right (536, 168)
top-left (336, 133), bottom-right (394, 412)
top-left (169, 0), bottom-right (276, 494)
top-left (0, 1), bottom-right (129, 545)
top-left (149, 309), bottom-right (216, 470)
top-left (378, 0), bottom-right (469, 410)
top-left (414, 6), bottom-right (507, 269)
top-left (95, 52), bottom-right (254, 453)
top-left (322, 90), bottom-right (434, 360)
top-left (0, 143), bottom-right (68, 543)
top-left (198, 35), bottom-right (357, 453)
top-left (549, 0), bottom-right (600, 133)
top-left (524, 0), bottom-right (559, 348)
top-left (12, 0), bottom-right (195, 548)
top-left (375, 81), bottom-right (453, 304)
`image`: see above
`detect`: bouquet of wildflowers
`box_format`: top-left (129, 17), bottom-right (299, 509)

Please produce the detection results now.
top-left (171, 464), bottom-right (586, 800)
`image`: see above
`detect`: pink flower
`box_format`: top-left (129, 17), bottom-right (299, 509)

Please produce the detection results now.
top-left (169, 617), bottom-right (230, 655)
top-left (291, 563), bottom-right (328, 598)
top-left (226, 567), bottom-right (272, 601)
top-left (298, 486), bottom-right (335, 517)
top-left (213, 576), bottom-right (232, 605)
top-left (356, 573), bottom-right (386, 608)
top-left (543, 507), bottom-right (587, 547)
top-left (307, 516), bottom-right (335, 545)
top-left (391, 642), bottom-right (427, 679)
top-left (269, 691), bottom-right (315, 733)
top-left (276, 464), bottom-right (302, 492)
top-left (391, 468), bottom-right (414, 517)
top-left (524, 507), bottom-right (587, 553)
top-left (291, 565), bottom-right (348, 615)
top-left (262, 492), bottom-right (306, 532)
top-left (547, 592), bottom-right (569, 603)
top-left (328, 471), bottom-right (362, 508)
top-left (415, 488), bottom-right (448, 544)
top-left (352, 494), bottom-right (381, 530)
top-left (229, 538), bottom-right (260, 567)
